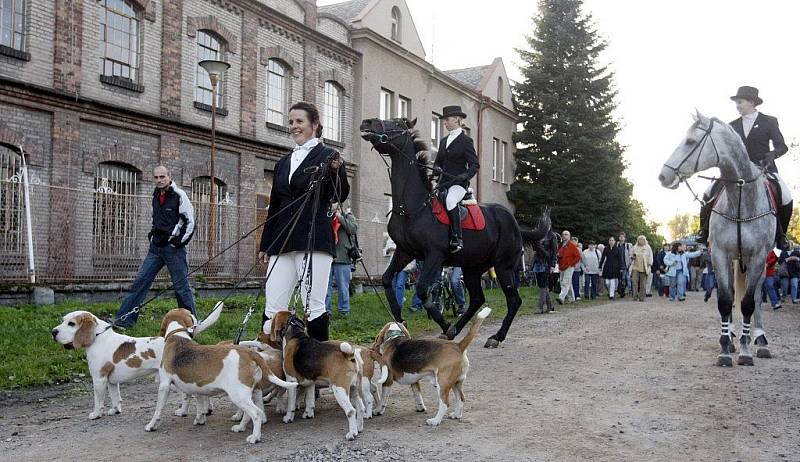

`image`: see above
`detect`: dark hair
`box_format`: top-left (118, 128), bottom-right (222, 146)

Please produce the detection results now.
top-left (289, 101), bottom-right (323, 138)
top-left (671, 242), bottom-right (680, 253)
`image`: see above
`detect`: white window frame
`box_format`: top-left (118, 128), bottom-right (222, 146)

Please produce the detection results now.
top-left (266, 59), bottom-right (288, 126)
top-left (430, 113), bottom-right (440, 148)
top-left (98, 0), bottom-right (140, 82)
top-left (501, 141), bottom-right (508, 184)
top-left (398, 95), bottom-right (410, 119)
top-left (0, 0), bottom-right (26, 51)
top-left (492, 138), bottom-right (499, 181)
top-left (390, 6), bottom-right (401, 42)
top-left (379, 88), bottom-right (393, 120)
top-left (323, 81), bottom-right (343, 142)
top-left (194, 30), bottom-right (225, 107)
top-left (497, 76), bottom-right (504, 103)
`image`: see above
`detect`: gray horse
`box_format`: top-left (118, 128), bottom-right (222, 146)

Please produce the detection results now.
top-left (659, 111), bottom-right (775, 367)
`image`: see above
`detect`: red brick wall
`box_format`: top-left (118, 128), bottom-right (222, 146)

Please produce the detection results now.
top-left (160, 0), bottom-right (183, 118)
top-left (52, 0), bottom-right (83, 95)
top-left (239, 11), bottom-right (258, 138)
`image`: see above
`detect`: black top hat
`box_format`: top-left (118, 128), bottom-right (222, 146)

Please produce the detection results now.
top-left (440, 105), bottom-right (467, 119)
top-left (730, 86), bottom-right (763, 106)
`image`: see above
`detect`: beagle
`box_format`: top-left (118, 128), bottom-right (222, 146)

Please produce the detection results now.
top-left (372, 307), bottom-right (491, 426)
top-left (50, 307), bottom-right (218, 420)
top-left (145, 308), bottom-right (296, 444)
top-left (269, 311), bottom-right (366, 440)
top-left (228, 335), bottom-right (294, 421)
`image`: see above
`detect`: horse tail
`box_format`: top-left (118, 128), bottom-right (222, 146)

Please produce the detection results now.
top-left (733, 259), bottom-right (747, 313)
top-left (458, 307), bottom-right (492, 352)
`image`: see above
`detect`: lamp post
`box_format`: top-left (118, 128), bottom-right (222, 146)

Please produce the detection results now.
top-left (198, 59), bottom-right (230, 262)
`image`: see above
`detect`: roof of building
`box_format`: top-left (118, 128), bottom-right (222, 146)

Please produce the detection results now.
top-left (443, 65), bottom-right (491, 91)
top-left (318, 0), bottom-right (371, 24)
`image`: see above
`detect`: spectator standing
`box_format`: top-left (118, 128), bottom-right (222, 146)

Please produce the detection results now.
top-left (600, 236), bottom-right (625, 300)
top-left (663, 242), bottom-right (702, 301)
top-left (784, 245), bottom-right (800, 303)
top-left (533, 231), bottom-right (559, 313)
top-left (617, 232), bottom-right (633, 298)
top-left (571, 237), bottom-right (583, 301)
top-left (702, 246), bottom-right (716, 302)
top-left (557, 230), bottom-right (582, 305)
top-left (325, 205), bottom-right (358, 317)
top-left (689, 246), bottom-right (704, 291)
top-left (630, 235), bottom-right (654, 302)
top-left (581, 241), bottom-right (601, 299)
top-left (764, 248), bottom-right (782, 310)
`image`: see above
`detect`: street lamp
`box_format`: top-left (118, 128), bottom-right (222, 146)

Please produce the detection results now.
top-left (198, 59), bottom-right (230, 263)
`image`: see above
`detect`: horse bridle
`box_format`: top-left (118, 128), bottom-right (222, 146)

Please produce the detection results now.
top-left (662, 118), bottom-right (720, 182)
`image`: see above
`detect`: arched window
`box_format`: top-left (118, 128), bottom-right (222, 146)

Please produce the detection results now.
top-left (390, 6), bottom-right (401, 42)
top-left (190, 176), bottom-right (227, 265)
top-left (93, 162), bottom-right (139, 263)
top-left (0, 0), bottom-right (26, 51)
top-left (323, 81), bottom-right (343, 142)
top-left (497, 76), bottom-right (504, 103)
top-left (195, 30), bottom-right (225, 107)
top-left (0, 145), bottom-right (23, 255)
top-left (99, 0), bottom-right (140, 82)
top-left (266, 59), bottom-right (288, 126)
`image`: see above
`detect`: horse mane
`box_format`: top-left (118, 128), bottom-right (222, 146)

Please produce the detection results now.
top-left (409, 129), bottom-right (433, 192)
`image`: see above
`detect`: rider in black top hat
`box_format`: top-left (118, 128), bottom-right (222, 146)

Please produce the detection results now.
top-left (697, 86), bottom-right (792, 248)
top-left (433, 105), bottom-right (480, 253)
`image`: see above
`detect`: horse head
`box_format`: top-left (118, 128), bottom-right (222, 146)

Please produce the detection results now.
top-left (659, 110), bottom-right (739, 189)
top-left (360, 117), bottom-right (417, 156)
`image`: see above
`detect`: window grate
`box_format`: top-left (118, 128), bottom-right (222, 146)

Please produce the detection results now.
top-left (92, 163), bottom-right (139, 262)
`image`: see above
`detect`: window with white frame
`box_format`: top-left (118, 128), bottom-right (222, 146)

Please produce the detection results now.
top-left (0, 0), bottom-right (25, 51)
top-left (0, 146), bottom-right (23, 255)
top-left (492, 138), bottom-right (499, 181)
top-left (323, 81), bottom-right (343, 142)
top-left (497, 76), bottom-right (504, 103)
top-left (195, 30), bottom-right (225, 107)
top-left (266, 59), bottom-right (288, 126)
top-left (92, 162), bottom-right (139, 261)
top-left (501, 141), bottom-right (508, 183)
top-left (398, 95), bottom-right (410, 119)
top-left (390, 6), bottom-right (401, 42)
top-left (379, 89), bottom-right (393, 120)
top-left (98, 0), bottom-right (140, 82)
top-left (430, 113), bottom-right (440, 149)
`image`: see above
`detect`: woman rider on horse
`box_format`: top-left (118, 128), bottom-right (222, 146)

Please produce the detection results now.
top-left (697, 86), bottom-right (792, 248)
top-left (433, 105), bottom-right (480, 254)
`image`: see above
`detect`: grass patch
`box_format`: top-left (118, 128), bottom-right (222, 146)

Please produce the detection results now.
top-left (0, 285), bottom-right (601, 390)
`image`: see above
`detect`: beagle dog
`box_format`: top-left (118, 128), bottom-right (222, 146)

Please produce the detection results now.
top-left (145, 309), bottom-right (296, 444)
top-left (50, 307), bottom-right (219, 420)
top-left (269, 311), bottom-right (366, 440)
top-left (228, 335), bottom-right (293, 421)
top-left (372, 307), bottom-right (491, 426)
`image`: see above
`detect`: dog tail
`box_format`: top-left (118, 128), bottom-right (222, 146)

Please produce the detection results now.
top-left (340, 341), bottom-right (354, 355)
top-left (238, 339), bottom-right (268, 350)
top-left (267, 371), bottom-right (298, 389)
top-left (457, 307), bottom-right (492, 353)
top-left (377, 364), bottom-right (389, 385)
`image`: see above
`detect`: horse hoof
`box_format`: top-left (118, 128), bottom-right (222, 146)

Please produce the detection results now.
top-left (446, 325), bottom-right (458, 340)
top-left (716, 355), bottom-right (733, 367)
top-left (756, 348), bottom-right (772, 359)
top-left (737, 355), bottom-right (754, 366)
top-left (484, 337), bottom-right (500, 349)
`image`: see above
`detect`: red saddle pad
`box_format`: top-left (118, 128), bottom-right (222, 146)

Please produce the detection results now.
top-left (431, 197), bottom-right (486, 231)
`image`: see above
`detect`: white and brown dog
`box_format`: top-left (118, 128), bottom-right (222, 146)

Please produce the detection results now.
top-left (51, 305), bottom-right (223, 421)
top-left (269, 311), bottom-right (366, 440)
top-left (372, 306), bottom-right (491, 426)
top-left (145, 308), bottom-right (296, 444)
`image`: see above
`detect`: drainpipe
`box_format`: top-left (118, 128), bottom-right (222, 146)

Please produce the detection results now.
top-left (19, 145), bottom-right (35, 284)
top-left (475, 96), bottom-right (490, 201)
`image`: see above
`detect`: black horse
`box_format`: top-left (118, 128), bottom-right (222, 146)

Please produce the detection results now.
top-left (361, 117), bottom-right (538, 348)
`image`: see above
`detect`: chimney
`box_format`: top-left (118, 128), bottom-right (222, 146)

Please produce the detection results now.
top-left (304, 0), bottom-right (318, 29)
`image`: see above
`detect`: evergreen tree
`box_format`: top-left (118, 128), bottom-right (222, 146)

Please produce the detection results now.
top-left (509, 0), bottom-right (661, 245)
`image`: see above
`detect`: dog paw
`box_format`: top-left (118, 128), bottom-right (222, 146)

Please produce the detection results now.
top-left (302, 409), bottom-right (315, 419)
top-left (231, 424), bottom-right (245, 433)
top-left (426, 417), bottom-right (441, 426)
top-left (415, 405), bottom-right (427, 413)
top-left (246, 434), bottom-right (261, 444)
top-left (230, 411), bottom-right (243, 421)
top-left (89, 411), bottom-right (102, 420)
top-left (193, 415), bottom-right (207, 426)
top-left (282, 413), bottom-right (295, 424)
top-left (144, 421), bottom-right (159, 432)
top-left (373, 408), bottom-right (384, 416)
top-left (345, 431), bottom-right (357, 440)
top-left (448, 412), bottom-right (462, 420)
top-left (174, 408), bottom-right (188, 417)
top-left (105, 407), bottom-right (121, 416)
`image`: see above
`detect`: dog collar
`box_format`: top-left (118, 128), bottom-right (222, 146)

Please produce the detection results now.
top-left (383, 329), bottom-right (405, 343)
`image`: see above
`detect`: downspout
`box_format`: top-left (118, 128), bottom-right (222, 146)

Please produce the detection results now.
top-left (476, 96), bottom-right (490, 201)
top-left (19, 146), bottom-right (36, 284)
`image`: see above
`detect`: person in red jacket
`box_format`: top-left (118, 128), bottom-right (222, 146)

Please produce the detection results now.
top-left (764, 248), bottom-right (782, 310)
top-left (557, 230), bottom-right (582, 305)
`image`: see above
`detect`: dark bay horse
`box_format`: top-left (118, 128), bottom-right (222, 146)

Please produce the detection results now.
top-left (360, 117), bottom-right (535, 348)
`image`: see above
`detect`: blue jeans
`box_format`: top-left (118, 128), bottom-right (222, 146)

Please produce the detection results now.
top-left (764, 276), bottom-right (780, 307)
top-left (116, 243), bottom-right (195, 327)
top-left (703, 272), bottom-right (716, 299)
top-left (655, 272), bottom-right (665, 296)
top-left (669, 269), bottom-right (686, 300)
top-left (572, 270), bottom-right (581, 298)
top-left (584, 274), bottom-right (599, 299)
top-left (791, 277), bottom-right (799, 301)
top-left (450, 267), bottom-right (466, 307)
top-left (393, 270), bottom-right (409, 308)
top-left (325, 263), bottom-right (352, 314)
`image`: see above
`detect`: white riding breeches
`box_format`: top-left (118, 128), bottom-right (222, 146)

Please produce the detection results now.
top-left (263, 251), bottom-right (333, 327)
top-left (445, 185), bottom-right (467, 211)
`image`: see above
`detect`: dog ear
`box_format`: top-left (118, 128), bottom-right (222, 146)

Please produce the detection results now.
top-left (372, 324), bottom-right (389, 351)
top-left (73, 313), bottom-right (97, 348)
top-left (257, 330), bottom-right (282, 350)
top-left (269, 312), bottom-right (289, 344)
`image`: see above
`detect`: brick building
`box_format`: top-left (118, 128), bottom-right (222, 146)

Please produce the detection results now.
top-left (0, 0), bottom-right (516, 300)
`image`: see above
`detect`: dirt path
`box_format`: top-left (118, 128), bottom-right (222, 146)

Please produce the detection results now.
top-left (2, 295), bottom-right (799, 461)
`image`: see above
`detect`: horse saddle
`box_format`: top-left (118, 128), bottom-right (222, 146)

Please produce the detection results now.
top-left (431, 192), bottom-right (486, 231)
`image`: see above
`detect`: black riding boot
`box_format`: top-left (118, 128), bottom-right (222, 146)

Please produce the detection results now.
top-left (776, 200), bottom-right (793, 249)
top-left (448, 208), bottom-right (463, 253)
top-left (306, 313), bottom-right (329, 342)
top-left (697, 201), bottom-right (714, 245)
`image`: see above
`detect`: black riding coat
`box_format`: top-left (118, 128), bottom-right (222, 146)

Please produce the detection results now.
top-left (435, 132), bottom-right (479, 189)
top-left (729, 112), bottom-right (788, 173)
top-left (259, 144), bottom-right (349, 257)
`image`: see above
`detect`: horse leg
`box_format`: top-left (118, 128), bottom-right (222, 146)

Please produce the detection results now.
top-left (484, 268), bottom-right (522, 349)
top-left (737, 264), bottom-right (763, 366)
top-left (382, 250), bottom-right (413, 323)
top-left (751, 272), bottom-right (771, 358)
top-left (714, 260), bottom-right (735, 367)
top-left (445, 271), bottom-right (485, 340)
top-left (416, 256), bottom-right (450, 334)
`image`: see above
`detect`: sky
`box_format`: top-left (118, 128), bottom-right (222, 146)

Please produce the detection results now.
top-left (319, 0), bottom-right (799, 238)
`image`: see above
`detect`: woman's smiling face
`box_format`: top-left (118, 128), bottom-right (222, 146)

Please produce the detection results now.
top-left (288, 108), bottom-right (318, 145)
